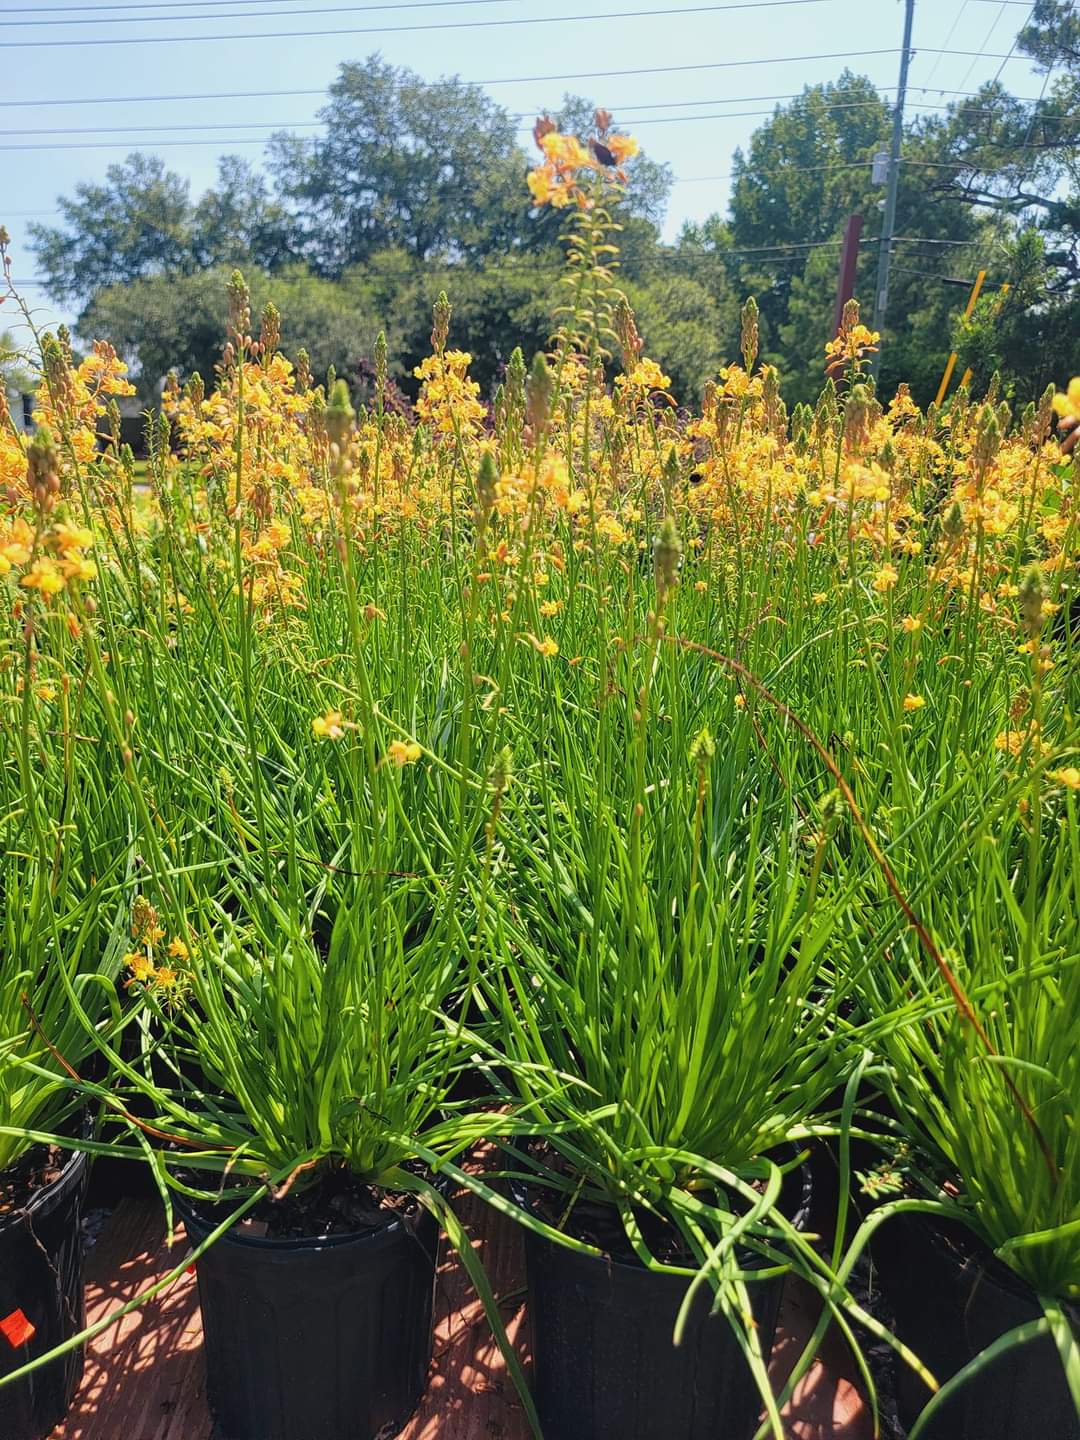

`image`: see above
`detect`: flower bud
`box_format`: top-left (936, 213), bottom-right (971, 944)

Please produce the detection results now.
top-left (431, 291), bottom-right (452, 356)
top-left (259, 301), bottom-right (280, 358)
top-left (1019, 564), bottom-right (1045, 641)
top-left (526, 352), bottom-right (552, 437)
top-left (740, 295), bottom-right (759, 373)
top-left (942, 501), bottom-right (964, 544)
top-left (475, 449), bottom-right (498, 523)
top-left (227, 270), bottom-right (250, 344)
top-left (325, 379), bottom-right (355, 448)
top-left (653, 515), bottom-right (682, 602)
top-left (689, 725), bottom-right (715, 768)
top-left (374, 331), bottom-right (388, 408)
top-left (295, 349), bottom-right (311, 395)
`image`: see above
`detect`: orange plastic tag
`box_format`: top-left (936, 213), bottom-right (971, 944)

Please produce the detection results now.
top-left (0, 1308), bottom-right (36, 1348)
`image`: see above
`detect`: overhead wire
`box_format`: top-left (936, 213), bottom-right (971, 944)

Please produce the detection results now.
top-left (0, 0), bottom-right (828, 24)
top-left (1, 6), bottom-right (1060, 306)
top-left (920, 1), bottom-right (971, 92)
top-left (955, 2), bottom-right (1011, 93)
top-left (0, 81), bottom-right (1059, 111)
top-left (987, 0), bottom-right (1039, 86)
top-left (0, 0), bottom-right (555, 10)
top-left (3, 98), bottom-right (1075, 140)
top-left (0, 48), bottom-right (1045, 108)
top-left (0, 0), bottom-right (838, 48)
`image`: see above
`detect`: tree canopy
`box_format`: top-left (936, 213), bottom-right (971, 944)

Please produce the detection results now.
top-left (25, 28), bottom-right (1079, 408)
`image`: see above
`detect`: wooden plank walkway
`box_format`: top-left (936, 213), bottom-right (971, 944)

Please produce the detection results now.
top-left (56, 1192), bottom-right (871, 1439)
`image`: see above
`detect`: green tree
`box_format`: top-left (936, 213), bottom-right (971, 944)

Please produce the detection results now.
top-left (1, 330), bottom-right (35, 395)
top-left (29, 153), bottom-right (193, 306)
top-left (31, 154), bottom-right (297, 312)
top-left (192, 156), bottom-right (297, 273)
top-left (916, 1), bottom-right (1079, 287)
top-left (80, 266), bottom-right (386, 403)
top-left (624, 267), bottom-right (737, 403)
top-left (678, 72), bottom-right (997, 403)
top-left (268, 56), bottom-right (533, 273)
top-left (953, 230), bottom-right (1080, 403)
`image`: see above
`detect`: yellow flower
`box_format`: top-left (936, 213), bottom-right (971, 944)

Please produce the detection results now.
top-left (0, 519), bottom-right (34, 563)
top-left (901, 614), bottom-right (922, 633)
top-left (902, 694), bottom-right (925, 712)
top-left (52, 523), bottom-right (94, 554)
top-left (167, 937), bottom-right (190, 960)
top-left (21, 558), bottom-right (65, 595)
top-left (527, 634), bottom-right (559, 658)
top-left (540, 132), bottom-right (591, 169)
top-left (1051, 377), bottom-right (1080, 422)
top-left (61, 553), bottom-right (97, 583)
top-left (35, 683), bottom-right (57, 702)
top-left (386, 739), bottom-right (422, 766)
top-left (812, 592), bottom-right (828, 605)
top-left (312, 709), bottom-right (345, 740)
top-left (125, 951), bottom-right (154, 985)
top-left (995, 724), bottom-right (1047, 758)
top-left (527, 167), bottom-right (553, 206)
top-left (873, 564), bottom-right (898, 594)
top-left (605, 133), bottom-right (639, 164)
top-left (539, 599), bottom-right (563, 618)
top-left (624, 358), bottom-right (671, 392)
top-left (1049, 767), bottom-right (1080, 791)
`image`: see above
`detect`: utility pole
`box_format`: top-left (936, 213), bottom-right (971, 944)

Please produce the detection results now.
top-left (832, 213), bottom-right (864, 337)
top-left (871, 0), bottom-right (916, 380)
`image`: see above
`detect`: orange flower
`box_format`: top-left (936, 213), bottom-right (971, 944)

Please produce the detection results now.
top-left (386, 739), bottom-right (422, 766)
top-left (312, 710), bottom-right (345, 740)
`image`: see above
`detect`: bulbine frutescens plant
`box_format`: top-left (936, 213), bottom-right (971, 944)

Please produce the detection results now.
top-left (475, 507), bottom-right (923, 1437)
top-left (0, 109), bottom-right (1078, 1434)
top-left (842, 711), bottom-right (1080, 1431)
top-left (0, 405), bottom-right (131, 1176)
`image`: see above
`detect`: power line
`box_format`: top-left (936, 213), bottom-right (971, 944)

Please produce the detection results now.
top-left (0, 0), bottom-right (1019, 10)
top-left (0, 101), bottom-right (893, 137)
top-left (0, 50), bottom-right (1036, 110)
top-left (0, 0), bottom-right (824, 23)
top-left (0, 79), bottom-right (1056, 112)
top-left (10, 234), bottom-right (1018, 289)
top-left (988, 0), bottom-right (1038, 86)
top-left (0, 0), bottom-right (561, 22)
top-left (0, 0), bottom-right (553, 10)
top-left (7, 96), bottom-right (1073, 139)
top-left (920, 1), bottom-right (971, 92)
top-left (0, 0), bottom-right (837, 48)
top-left (955, 1), bottom-right (1010, 93)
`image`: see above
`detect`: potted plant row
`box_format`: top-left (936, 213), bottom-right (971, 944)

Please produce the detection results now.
top-left (2, 168), bottom-right (1079, 1440)
top-left (1, 697), bottom-right (128, 1440)
top-left (850, 719), bottom-right (1080, 1440)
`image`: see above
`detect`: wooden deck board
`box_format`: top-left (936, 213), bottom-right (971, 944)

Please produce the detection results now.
top-left (56, 1195), bottom-right (870, 1439)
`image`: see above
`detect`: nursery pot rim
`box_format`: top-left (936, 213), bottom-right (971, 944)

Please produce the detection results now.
top-left (0, 1127), bottom-right (90, 1238)
top-left (509, 1145), bottom-right (813, 1275)
top-left (173, 1170), bottom-right (438, 1254)
top-left (881, 1203), bottom-right (1080, 1321)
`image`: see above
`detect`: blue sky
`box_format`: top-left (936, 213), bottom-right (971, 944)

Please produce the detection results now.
top-left (0, 0), bottom-right (1045, 335)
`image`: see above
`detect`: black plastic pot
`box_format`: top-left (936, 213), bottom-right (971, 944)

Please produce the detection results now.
top-left (176, 1186), bottom-right (440, 1440)
top-left (0, 1145), bottom-right (89, 1440)
top-left (871, 1208), bottom-right (1080, 1439)
top-left (517, 1159), bottom-right (812, 1440)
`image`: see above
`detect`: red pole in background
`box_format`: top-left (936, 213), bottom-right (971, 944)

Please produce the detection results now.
top-left (832, 213), bottom-right (864, 336)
